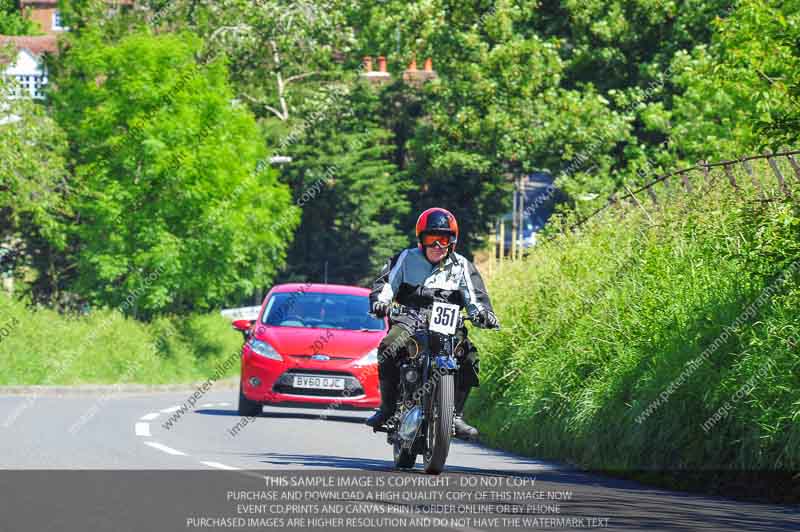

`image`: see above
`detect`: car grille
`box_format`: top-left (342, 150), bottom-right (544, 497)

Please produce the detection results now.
top-left (288, 354), bottom-right (352, 361)
top-left (273, 369), bottom-right (364, 397)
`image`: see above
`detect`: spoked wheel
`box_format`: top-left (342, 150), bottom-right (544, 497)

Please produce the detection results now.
top-left (393, 439), bottom-right (417, 468)
top-left (423, 373), bottom-right (455, 475)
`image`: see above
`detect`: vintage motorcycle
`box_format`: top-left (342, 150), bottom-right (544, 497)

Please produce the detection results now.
top-left (373, 298), bottom-right (499, 474)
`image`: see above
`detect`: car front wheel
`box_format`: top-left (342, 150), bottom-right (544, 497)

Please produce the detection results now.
top-left (238, 382), bottom-right (262, 417)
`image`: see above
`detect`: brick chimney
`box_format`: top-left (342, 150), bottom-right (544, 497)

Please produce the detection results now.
top-left (403, 57), bottom-right (436, 86)
top-left (360, 54), bottom-right (391, 86)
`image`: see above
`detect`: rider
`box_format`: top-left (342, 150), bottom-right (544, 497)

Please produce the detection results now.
top-left (366, 207), bottom-right (499, 440)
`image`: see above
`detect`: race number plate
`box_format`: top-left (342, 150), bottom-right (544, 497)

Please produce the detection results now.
top-left (429, 301), bottom-right (460, 335)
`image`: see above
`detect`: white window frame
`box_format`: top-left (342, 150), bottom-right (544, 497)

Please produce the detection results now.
top-left (52, 10), bottom-right (68, 31)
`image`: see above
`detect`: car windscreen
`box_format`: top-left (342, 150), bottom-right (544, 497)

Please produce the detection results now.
top-left (262, 292), bottom-right (385, 330)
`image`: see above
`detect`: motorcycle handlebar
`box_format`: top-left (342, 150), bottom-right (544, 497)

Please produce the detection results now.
top-left (381, 303), bottom-right (501, 330)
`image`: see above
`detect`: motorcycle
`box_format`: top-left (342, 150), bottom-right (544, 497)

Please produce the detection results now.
top-left (372, 298), bottom-right (499, 475)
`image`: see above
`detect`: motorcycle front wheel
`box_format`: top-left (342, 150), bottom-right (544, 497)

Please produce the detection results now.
top-left (393, 440), bottom-right (417, 469)
top-left (423, 373), bottom-right (454, 475)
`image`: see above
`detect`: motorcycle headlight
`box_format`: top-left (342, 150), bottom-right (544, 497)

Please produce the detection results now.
top-left (354, 348), bottom-right (379, 367)
top-left (248, 339), bottom-right (283, 361)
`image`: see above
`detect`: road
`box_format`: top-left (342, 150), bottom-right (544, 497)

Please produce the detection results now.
top-left (0, 389), bottom-right (797, 531)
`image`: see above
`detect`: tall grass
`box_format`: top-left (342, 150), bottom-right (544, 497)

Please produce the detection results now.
top-left (0, 295), bottom-right (242, 385)
top-left (471, 161), bottom-right (800, 498)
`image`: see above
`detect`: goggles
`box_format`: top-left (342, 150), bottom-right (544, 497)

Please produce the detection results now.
top-left (421, 233), bottom-right (453, 248)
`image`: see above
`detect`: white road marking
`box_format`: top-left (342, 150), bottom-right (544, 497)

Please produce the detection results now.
top-left (160, 405), bottom-right (182, 413)
top-left (200, 461), bottom-right (240, 471)
top-left (140, 412), bottom-right (160, 421)
top-left (135, 422), bottom-right (151, 437)
top-left (144, 441), bottom-right (187, 456)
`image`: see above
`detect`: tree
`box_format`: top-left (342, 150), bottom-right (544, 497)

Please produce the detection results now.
top-left (670, 0), bottom-right (800, 157)
top-left (50, 30), bottom-right (298, 317)
top-left (136, 0), bottom-right (356, 124)
top-left (277, 82), bottom-right (412, 285)
top-left (0, 85), bottom-right (69, 301)
top-left (355, 1), bottom-right (630, 235)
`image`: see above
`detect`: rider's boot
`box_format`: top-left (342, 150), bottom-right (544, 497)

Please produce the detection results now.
top-left (454, 387), bottom-right (478, 440)
top-left (365, 380), bottom-right (398, 428)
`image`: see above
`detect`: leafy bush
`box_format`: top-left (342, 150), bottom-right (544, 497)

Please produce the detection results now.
top-left (471, 162), bottom-right (800, 497)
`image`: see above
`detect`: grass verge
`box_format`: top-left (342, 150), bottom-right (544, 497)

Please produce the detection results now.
top-left (470, 163), bottom-right (800, 503)
top-left (0, 294), bottom-right (242, 385)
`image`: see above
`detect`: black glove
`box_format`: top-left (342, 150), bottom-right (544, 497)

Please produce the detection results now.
top-left (372, 300), bottom-right (390, 318)
top-left (476, 309), bottom-right (499, 328)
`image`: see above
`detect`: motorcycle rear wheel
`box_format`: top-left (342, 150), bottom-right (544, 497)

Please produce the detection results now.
top-left (423, 373), bottom-right (454, 475)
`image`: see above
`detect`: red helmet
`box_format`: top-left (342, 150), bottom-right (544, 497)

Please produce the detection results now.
top-left (415, 208), bottom-right (459, 251)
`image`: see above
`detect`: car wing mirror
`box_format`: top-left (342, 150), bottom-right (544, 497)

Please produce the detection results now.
top-left (232, 319), bottom-right (255, 340)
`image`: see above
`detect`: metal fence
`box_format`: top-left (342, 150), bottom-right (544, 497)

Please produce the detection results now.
top-left (486, 148), bottom-right (800, 268)
top-left (572, 149), bottom-right (800, 232)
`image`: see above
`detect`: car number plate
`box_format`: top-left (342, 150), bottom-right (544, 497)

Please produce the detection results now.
top-left (293, 375), bottom-right (346, 390)
top-left (429, 301), bottom-right (460, 335)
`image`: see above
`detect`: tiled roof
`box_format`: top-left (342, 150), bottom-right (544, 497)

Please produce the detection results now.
top-left (19, 1), bottom-right (60, 5)
top-left (0, 35), bottom-right (59, 59)
top-left (20, 0), bottom-right (133, 5)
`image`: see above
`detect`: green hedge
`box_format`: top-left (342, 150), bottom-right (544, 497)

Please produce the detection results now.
top-left (470, 167), bottom-right (800, 499)
top-left (0, 296), bottom-right (243, 385)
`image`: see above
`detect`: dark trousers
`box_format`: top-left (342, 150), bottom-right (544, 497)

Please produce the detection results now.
top-left (377, 324), bottom-right (479, 395)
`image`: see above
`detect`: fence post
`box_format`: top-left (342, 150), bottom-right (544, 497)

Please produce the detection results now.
top-left (681, 171), bottom-right (693, 193)
top-left (488, 226), bottom-right (495, 277)
top-left (765, 150), bottom-right (791, 197)
top-left (741, 158), bottom-right (765, 199)
top-left (786, 154), bottom-right (800, 182)
top-left (700, 160), bottom-right (709, 182)
top-left (723, 164), bottom-right (738, 190)
top-left (511, 181), bottom-right (518, 261)
top-left (498, 218), bottom-right (505, 261)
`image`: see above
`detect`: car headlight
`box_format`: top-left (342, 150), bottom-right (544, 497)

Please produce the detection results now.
top-left (354, 348), bottom-right (379, 367)
top-left (248, 339), bottom-right (283, 361)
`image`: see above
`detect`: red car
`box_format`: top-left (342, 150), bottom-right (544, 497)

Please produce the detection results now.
top-left (232, 283), bottom-right (386, 416)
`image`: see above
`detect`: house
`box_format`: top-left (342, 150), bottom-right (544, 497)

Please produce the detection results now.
top-left (0, 35), bottom-right (57, 99)
top-left (20, 0), bottom-right (133, 34)
top-left (20, 1), bottom-right (69, 34)
top-left (1, 1), bottom-right (132, 99)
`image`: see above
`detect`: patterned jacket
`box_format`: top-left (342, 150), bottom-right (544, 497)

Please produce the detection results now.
top-left (369, 248), bottom-right (493, 330)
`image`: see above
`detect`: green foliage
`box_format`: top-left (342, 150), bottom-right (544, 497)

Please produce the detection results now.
top-left (140, 0), bottom-right (356, 123)
top-left (0, 89), bottom-right (71, 302)
top-left (667, 0), bottom-right (800, 158)
top-left (277, 83), bottom-right (412, 285)
top-left (0, 0), bottom-right (38, 35)
top-left (471, 165), bottom-right (800, 489)
top-left (0, 92), bottom-right (68, 244)
top-left (0, 292), bottom-right (242, 384)
top-left (354, 1), bottom-right (632, 251)
top-left (50, 30), bottom-right (298, 317)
